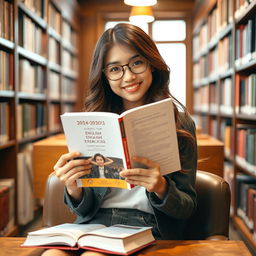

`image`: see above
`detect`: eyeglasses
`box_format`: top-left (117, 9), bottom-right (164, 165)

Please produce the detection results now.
top-left (103, 57), bottom-right (148, 81)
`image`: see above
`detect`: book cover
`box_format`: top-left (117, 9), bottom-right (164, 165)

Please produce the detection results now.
top-left (60, 98), bottom-right (181, 189)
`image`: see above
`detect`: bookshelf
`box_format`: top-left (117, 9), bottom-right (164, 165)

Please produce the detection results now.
top-left (192, 0), bottom-right (256, 251)
top-left (0, 0), bottom-right (79, 236)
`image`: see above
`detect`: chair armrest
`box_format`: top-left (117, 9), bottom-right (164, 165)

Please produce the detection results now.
top-left (206, 235), bottom-right (229, 240)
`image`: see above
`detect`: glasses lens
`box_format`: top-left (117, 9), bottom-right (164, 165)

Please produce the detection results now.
top-left (105, 65), bottom-right (123, 81)
top-left (129, 58), bottom-right (147, 74)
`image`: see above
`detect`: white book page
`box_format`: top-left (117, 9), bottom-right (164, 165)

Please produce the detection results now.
top-left (22, 224), bottom-right (106, 247)
top-left (122, 99), bottom-right (181, 174)
top-left (27, 223), bottom-right (105, 239)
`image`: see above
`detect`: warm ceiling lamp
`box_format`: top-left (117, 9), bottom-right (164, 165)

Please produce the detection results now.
top-left (129, 6), bottom-right (155, 23)
top-left (124, 0), bottom-right (157, 6)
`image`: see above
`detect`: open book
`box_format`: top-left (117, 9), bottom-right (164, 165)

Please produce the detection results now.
top-left (61, 98), bottom-right (181, 189)
top-left (21, 223), bottom-right (155, 255)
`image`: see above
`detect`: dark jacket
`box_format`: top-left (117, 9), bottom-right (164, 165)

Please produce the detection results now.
top-left (64, 113), bottom-right (197, 239)
top-left (87, 165), bottom-right (116, 179)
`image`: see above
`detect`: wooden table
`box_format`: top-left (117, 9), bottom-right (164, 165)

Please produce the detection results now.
top-left (0, 238), bottom-right (252, 256)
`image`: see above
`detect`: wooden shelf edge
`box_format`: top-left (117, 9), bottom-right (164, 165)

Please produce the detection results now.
top-left (0, 37), bottom-right (15, 50)
top-left (233, 216), bottom-right (256, 251)
top-left (235, 0), bottom-right (256, 24)
top-left (17, 46), bottom-right (47, 66)
top-left (0, 140), bottom-right (16, 150)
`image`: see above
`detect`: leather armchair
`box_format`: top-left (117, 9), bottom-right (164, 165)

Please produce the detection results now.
top-left (183, 171), bottom-right (231, 240)
top-left (43, 170), bottom-right (231, 240)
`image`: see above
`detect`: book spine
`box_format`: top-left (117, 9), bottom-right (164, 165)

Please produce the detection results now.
top-left (118, 117), bottom-right (131, 169)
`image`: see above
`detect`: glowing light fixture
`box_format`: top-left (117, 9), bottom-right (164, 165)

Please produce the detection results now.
top-left (124, 0), bottom-right (157, 6)
top-left (129, 6), bottom-right (155, 23)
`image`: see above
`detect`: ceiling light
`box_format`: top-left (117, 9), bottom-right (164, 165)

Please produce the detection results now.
top-left (124, 0), bottom-right (157, 6)
top-left (129, 6), bottom-right (155, 23)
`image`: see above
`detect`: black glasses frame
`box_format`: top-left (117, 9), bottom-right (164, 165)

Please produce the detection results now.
top-left (102, 60), bottom-right (148, 81)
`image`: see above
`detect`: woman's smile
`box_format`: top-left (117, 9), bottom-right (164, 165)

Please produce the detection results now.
top-left (122, 82), bottom-right (141, 93)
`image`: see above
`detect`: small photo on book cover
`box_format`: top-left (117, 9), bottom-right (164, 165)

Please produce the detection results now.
top-left (76, 154), bottom-right (128, 189)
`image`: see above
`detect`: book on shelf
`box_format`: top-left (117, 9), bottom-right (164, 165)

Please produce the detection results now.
top-left (60, 98), bottom-right (181, 189)
top-left (17, 144), bottom-right (34, 225)
top-left (21, 223), bottom-right (155, 255)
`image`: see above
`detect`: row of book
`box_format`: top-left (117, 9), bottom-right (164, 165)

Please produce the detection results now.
top-left (21, 0), bottom-right (46, 20)
top-left (19, 12), bottom-right (45, 56)
top-left (48, 2), bottom-right (61, 35)
top-left (48, 103), bottom-right (61, 132)
top-left (236, 73), bottom-right (256, 115)
top-left (14, 101), bottom-right (73, 139)
top-left (209, 118), bottom-right (218, 138)
top-left (62, 49), bottom-right (78, 72)
top-left (235, 15), bottom-right (256, 66)
top-left (193, 33), bottom-right (233, 84)
top-left (62, 20), bottom-right (78, 47)
top-left (194, 77), bottom-right (233, 115)
top-left (219, 78), bottom-right (233, 114)
top-left (235, 173), bottom-right (256, 240)
top-left (194, 85), bottom-right (209, 113)
top-left (0, 102), bottom-right (9, 144)
top-left (0, 0), bottom-right (14, 41)
top-left (193, 0), bottom-right (233, 57)
top-left (236, 125), bottom-right (256, 175)
top-left (194, 73), bottom-right (255, 116)
top-left (48, 71), bottom-right (60, 100)
top-left (19, 58), bottom-right (46, 94)
top-left (16, 103), bottom-right (46, 140)
top-left (220, 120), bottom-right (232, 158)
top-left (193, 13), bottom-right (256, 74)
top-left (49, 37), bottom-right (61, 65)
top-left (0, 50), bottom-right (13, 91)
top-left (62, 77), bottom-right (76, 101)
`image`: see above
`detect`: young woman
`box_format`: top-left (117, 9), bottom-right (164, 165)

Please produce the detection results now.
top-left (88, 154), bottom-right (116, 179)
top-left (43, 23), bottom-right (197, 256)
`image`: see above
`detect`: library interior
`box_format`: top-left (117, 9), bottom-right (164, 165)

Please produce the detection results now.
top-left (0, 0), bottom-right (255, 255)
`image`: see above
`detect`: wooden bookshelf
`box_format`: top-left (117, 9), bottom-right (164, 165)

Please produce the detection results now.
top-left (0, 0), bottom-right (80, 236)
top-left (192, 0), bottom-right (256, 252)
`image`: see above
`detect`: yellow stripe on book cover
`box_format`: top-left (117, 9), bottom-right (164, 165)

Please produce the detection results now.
top-left (77, 178), bottom-right (130, 189)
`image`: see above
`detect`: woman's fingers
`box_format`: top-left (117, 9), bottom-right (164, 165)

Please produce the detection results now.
top-left (133, 156), bottom-right (160, 168)
top-left (55, 156), bottom-right (91, 178)
top-left (53, 152), bottom-right (80, 170)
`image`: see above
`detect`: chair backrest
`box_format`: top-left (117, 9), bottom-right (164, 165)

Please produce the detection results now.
top-left (183, 170), bottom-right (231, 240)
top-left (43, 171), bottom-right (231, 239)
top-left (42, 174), bottom-right (76, 227)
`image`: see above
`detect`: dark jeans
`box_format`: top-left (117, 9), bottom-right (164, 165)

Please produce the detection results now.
top-left (87, 208), bottom-right (162, 239)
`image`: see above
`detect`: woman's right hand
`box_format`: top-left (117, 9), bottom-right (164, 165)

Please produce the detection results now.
top-left (53, 152), bottom-right (92, 202)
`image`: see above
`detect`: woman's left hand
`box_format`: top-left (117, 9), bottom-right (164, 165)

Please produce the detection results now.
top-left (120, 156), bottom-right (168, 200)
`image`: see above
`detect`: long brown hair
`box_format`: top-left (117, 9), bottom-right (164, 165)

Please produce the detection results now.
top-left (84, 23), bottom-right (195, 164)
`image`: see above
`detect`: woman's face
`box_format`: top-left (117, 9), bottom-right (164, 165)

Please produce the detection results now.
top-left (104, 44), bottom-right (153, 110)
top-left (95, 156), bottom-right (104, 166)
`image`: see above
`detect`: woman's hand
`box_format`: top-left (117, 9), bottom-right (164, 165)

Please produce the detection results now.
top-left (119, 156), bottom-right (168, 200)
top-left (53, 152), bottom-right (92, 201)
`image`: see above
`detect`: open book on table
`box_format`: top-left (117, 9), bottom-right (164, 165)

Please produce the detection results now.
top-left (60, 98), bottom-right (181, 189)
top-left (21, 223), bottom-right (155, 255)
